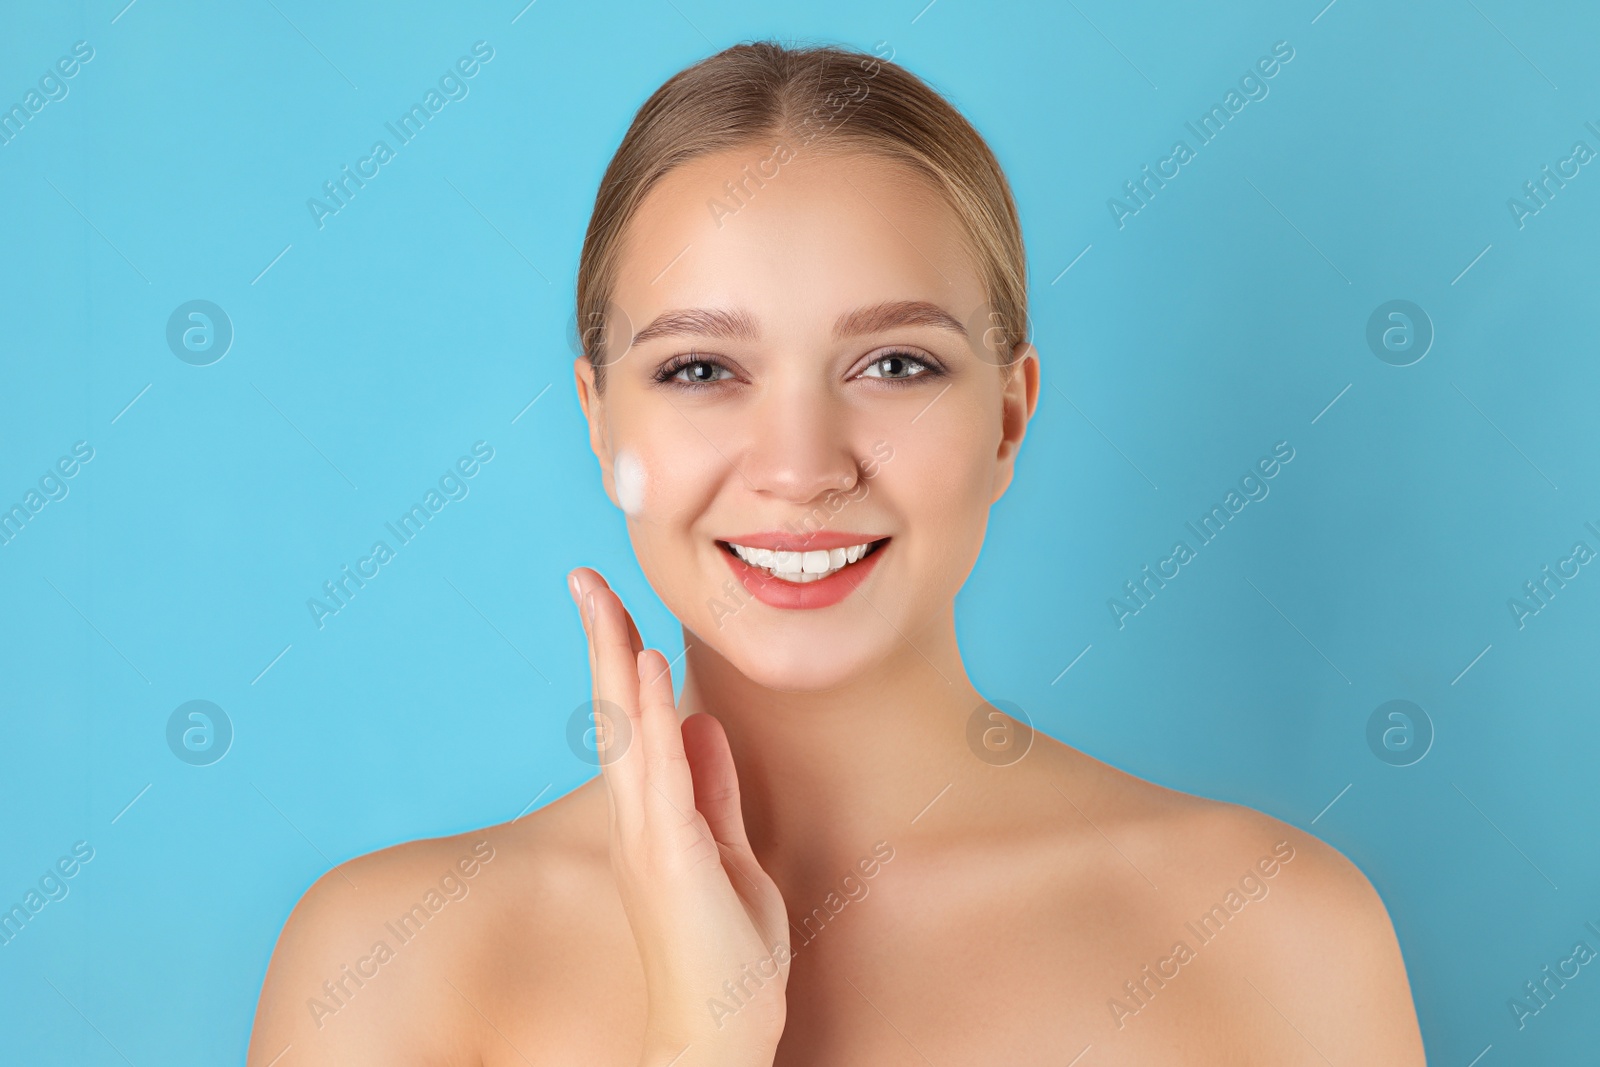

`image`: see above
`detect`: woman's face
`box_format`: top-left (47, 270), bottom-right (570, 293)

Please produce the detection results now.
top-left (575, 145), bottom-right (1037, 692)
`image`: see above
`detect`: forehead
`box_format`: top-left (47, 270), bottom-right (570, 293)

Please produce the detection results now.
top-left (611, 145), bottom-right (987, 333)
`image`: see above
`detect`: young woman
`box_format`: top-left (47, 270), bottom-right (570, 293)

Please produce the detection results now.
top-left (249, 42), bottom-right (1427, 1066)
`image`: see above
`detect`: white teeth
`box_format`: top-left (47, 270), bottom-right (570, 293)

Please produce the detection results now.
top-left (734, 547), bottom-right (775, 569)
top-left (726, 539), bottom-right (881, 583)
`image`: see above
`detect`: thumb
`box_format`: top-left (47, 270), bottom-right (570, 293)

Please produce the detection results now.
top-left (681, 712), bottom-right (755, 854)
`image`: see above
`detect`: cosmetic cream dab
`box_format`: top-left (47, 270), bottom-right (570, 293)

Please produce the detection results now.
top-left (613, 448), bottom-right (648, 517)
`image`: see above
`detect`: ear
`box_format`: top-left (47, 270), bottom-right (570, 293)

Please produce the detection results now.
top-left (573, 357), bottom-right (619, 507)
top-left (991, 341), bottom-right (1040, 504)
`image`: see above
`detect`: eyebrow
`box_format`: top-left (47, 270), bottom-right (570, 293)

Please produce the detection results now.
top-left (833, 300), bottom-right (967, 340)
top-left (629, 300), bottom-right (967, 347)
top-left (631, 307), bottom-right (760, 346)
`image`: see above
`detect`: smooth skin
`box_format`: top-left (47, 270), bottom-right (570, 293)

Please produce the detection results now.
top-left (248, 145), bottom-right (1427, 1065)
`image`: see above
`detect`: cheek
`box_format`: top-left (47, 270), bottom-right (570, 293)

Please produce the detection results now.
top-left (895, 417), bottom-right (996, 568)
top-left (610, 430), bottom-right (722, 532)
top-left (613, 448), bottom-right (648, 516)
top-left (899, 422), bottom-right (993, 512)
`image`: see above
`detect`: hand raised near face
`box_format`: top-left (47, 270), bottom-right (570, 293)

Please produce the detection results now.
top-left (568, 567), bottom-right (791, 1067)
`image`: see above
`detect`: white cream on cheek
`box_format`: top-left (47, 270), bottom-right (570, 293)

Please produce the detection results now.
top-left (613, 447), bottom-right (648, 517)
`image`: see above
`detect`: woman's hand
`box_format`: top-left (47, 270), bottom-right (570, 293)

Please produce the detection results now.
top-left (568, 567), bottom-right (791, 1067)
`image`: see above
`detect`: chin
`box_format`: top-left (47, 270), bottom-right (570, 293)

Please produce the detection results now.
top-left (716, 638), bottom-right (880, 693)
top-left (680, 608), bottom-right (893, 693)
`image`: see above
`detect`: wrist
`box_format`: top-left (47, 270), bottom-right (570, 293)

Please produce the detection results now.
top-left (639, 1024), bottom-right (782, 1067)
top-left (640, 977), bottom-right (787, 1064)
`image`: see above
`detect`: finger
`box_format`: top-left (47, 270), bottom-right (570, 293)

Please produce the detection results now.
top-left (570, 571), bottom-right (644, 834)
top-left (682, 713), bottom-right (784, 940)
top-left (571, 566), bottom-right (643, 655)
top-left (571, 572), bottom-right (613, 771)
top-left (569, 569), bottom-right (645, 775)
top-left (680, 712), bottom-right (755, 854)
top-left (586, 585), bottom-right (644, 815)
top-left (570, 571), bottom-right (613, 789)
top-left (635, 647), bottom-right (699, 826)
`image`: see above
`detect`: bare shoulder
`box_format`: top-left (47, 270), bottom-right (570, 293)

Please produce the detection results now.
top-left (1184, 800), bottom-right (1427, 1064)
top-left (1029, 737), bottom-right (1426, 1062)
top-left (1029, 734), bottom-right (1397, 905)
top-left (247, 778), bottom-right (626, 1067)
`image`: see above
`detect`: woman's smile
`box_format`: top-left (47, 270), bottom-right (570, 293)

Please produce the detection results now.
top-left (716, 532), bottom-right (892, 608)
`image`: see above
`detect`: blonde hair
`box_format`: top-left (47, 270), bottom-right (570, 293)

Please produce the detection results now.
top-left (575, 40), bottom-right (1028, 390)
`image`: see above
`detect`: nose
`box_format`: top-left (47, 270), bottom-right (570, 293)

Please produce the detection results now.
top-left (740, 384), bottom-right (861, 505)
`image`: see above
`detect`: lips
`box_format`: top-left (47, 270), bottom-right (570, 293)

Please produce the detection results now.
top-left (716, 532), bottom-right (889, 610)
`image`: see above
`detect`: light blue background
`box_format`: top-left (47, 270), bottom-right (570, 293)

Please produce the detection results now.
top-left (2, 0), bottom-right (1597, 1062)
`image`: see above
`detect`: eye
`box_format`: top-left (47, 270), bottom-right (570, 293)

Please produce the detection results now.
top-left (858, 350), bottom-right (940, 383)
top-left (655, 354), bottom-right (735, 387)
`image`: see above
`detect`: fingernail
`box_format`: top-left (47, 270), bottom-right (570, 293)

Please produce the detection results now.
top-left (584, 590), bottom-right (595, 623)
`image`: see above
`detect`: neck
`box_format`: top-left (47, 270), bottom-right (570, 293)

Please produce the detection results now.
top-left (675, 606), bottom-right (983, 881)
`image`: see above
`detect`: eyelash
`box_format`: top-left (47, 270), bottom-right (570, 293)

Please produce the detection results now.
top-left (653, 349), bottom-right (945, 389)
